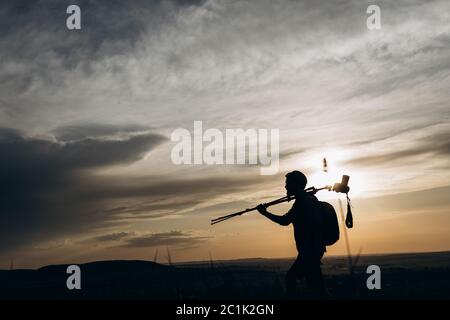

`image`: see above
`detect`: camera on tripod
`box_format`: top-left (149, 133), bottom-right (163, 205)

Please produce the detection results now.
top-left (332, 175), bottom-right (350, 194)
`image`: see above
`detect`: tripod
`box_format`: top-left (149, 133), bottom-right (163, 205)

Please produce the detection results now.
top-left (211, 185), bottom-right (332, 225)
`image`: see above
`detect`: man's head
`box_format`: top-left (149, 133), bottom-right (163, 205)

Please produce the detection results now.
top-left (285, 170), bottom-right (307, 196)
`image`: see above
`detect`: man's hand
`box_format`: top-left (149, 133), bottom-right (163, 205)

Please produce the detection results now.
top-left (256, 204), bottom-right (290, 226)
top-left (256, 204), bottom-right (268, 215)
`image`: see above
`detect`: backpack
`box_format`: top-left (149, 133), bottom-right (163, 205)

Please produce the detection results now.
top-left (317, 201), bottom-right (340, 246)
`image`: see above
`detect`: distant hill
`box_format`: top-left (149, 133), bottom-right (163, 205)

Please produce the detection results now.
top-left (38, 259), bottom-right (170, 272)
top-left (1, 252), bottom-right (450, 299)
top-left (0, 260), bottom-right (175, 299)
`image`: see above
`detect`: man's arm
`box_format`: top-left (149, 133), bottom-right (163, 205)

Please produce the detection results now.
top-left (256, 204), bottom-right (292, 226)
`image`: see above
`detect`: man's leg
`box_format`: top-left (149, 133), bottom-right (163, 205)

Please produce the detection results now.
top-left (305, 260), bottom-right (328, 299)
top-left (285, 256), bottom-right (302, 298)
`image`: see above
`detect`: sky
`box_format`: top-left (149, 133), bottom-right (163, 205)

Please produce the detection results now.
top-left (0, 0), bottom-right (449, 268)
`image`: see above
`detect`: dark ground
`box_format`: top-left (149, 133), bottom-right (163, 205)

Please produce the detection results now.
top-left (1, 251), bottom-right (449, 300)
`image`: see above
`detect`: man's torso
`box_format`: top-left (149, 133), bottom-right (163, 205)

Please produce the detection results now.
top-left (289, 195), bottom-right (326, 257)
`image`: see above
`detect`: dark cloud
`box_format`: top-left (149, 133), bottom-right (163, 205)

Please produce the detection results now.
top-left (97, 199), bottom-right (207, 222)
top-left (82, 175), bottom-right (266, 201)
top-left (52, 123), bottom-right (151, 141)
top-left (121, 231), bottom-right (210, 249)
top-left (82, 230), bottom-right (211, 249)
top-left (0, 124), bottom-right (274, 255)
top-left (0, 0), bottom-right (206, 99)
top-left (92, 232), bottom-right (133, 242)
top-left (0, 0), bottom-right (204, 57)
top-left (62, 173), bottom-right (271, 227)
top-left (0, 125), bottom-right (166, 253)
top-left (0, 126), bottom-right (166, 171)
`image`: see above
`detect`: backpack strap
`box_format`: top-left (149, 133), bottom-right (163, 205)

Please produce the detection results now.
top-left (345, 193), bottom-right (353, 228)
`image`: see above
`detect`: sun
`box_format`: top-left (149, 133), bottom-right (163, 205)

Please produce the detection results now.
top-left (302, 148), bottom-right (366, 198)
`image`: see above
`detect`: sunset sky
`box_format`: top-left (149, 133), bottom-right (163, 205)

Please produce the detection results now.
top-left (1, 0), bottom-right (449, 268)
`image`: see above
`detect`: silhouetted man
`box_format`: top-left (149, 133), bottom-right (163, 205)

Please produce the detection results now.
top-left (257, 170), bottom-right (327, 298)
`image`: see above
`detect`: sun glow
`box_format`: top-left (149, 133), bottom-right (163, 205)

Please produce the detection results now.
top-left (302, 149), bottom-right (366, 198)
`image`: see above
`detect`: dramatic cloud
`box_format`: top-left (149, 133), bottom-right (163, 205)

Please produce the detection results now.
top-left (92, 232), bottom-right (133, 242)
top-left (0, 125), bottom-right (166, 252)
top-left (121, 231), bottom-right (210, 249)
top-left (1, 0), bottom-right (449, 265)
top-left (52, 123), bottom-right (152, 141)
top-left (81, 230), bottom-right (210, 249)
top-left (346, 127), bottom-right (450, 167)
top-left (0, 125), bottom-right (272, 255)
